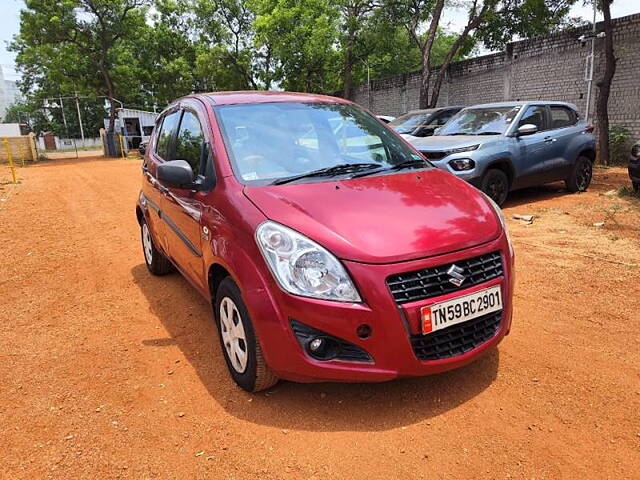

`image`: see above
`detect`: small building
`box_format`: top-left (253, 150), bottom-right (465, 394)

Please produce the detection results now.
top-left (104, 108), bottom-right (159, 149)
top-left (0, 123), bottom-right (29, 137)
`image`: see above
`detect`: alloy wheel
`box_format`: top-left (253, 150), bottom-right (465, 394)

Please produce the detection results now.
top-left (219, 297), bottom-right (248, 373)
top-left (487, 177), bottom-right (508, 205)
top-left (576, 161), bottom-right (592, 191)
top-left (142, 223), bottom-right (153, 265)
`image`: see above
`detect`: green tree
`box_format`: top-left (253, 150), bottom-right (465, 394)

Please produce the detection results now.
top-left (11, 0), bottom-right (151, 132)
top-left (253, 0), bottom-right (341, 93)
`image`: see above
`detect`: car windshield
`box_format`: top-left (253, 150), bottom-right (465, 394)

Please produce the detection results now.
top-left (438, 106), bottom-right (522, 136)
top-left (388, 111), bottom-right (436, 134)
top-left (216, 102), bottom-right (427, 184)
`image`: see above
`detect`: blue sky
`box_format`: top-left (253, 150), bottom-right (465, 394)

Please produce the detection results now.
top-left (1, 0), bottom-right (639, 82)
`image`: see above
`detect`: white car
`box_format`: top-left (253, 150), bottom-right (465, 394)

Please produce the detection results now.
top-left (388, 107), bottom-right (464, 140)
top-left (377, 115), bottom-right (396, 124)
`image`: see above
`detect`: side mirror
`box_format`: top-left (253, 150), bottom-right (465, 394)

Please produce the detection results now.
top-left (157, 160), bottom-right (196, 189)
top-left (516, 124), bottom-right (538, 137)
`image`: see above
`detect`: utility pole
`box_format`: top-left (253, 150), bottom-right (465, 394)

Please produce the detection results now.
top-left (75, 94), bottom-right (85, 147)
top-left (59, 96), bottom-right (78, 159)
top-left (584, 0), bottom-right (597, 122)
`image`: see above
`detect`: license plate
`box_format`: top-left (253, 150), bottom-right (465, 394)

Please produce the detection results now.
top-left (421, 285), bottom-right (502, 334)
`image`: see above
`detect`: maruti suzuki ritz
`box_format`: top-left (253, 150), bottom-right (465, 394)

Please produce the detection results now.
top-left (136, 91), bottom-right (514, 392)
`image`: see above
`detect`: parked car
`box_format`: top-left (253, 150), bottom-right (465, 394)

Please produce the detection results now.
top-left (409, 102), bottom-right (596, 205)
top-left (377, 115), bottom-right (395, 124)
top-left (388, 107), bottom-right (464, 140)
top-left (629, 142), bottom-right (640, 192)
top-left (136, 91), bottom-right (514, 392)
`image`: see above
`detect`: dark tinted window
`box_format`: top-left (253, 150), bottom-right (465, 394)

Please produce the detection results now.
top-left (519, 105), bottom-right (546, 131)
top-left (175, 111), bottom-right (204, 173)
top-left (156, 111), bottom-right (181, 159)
top-left (549, 106), bottom-right (577, 129)
top-left (434, 109), bottom-right (457, 126)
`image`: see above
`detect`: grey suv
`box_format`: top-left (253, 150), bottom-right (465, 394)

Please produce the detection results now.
top-left (408, 102), bottom-right (596, 205)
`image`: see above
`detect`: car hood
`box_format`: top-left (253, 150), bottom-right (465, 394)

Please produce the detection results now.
top-left (243, 169), bottom-right (501, 264)
top-left (409, 135), bottom-right (499, 151)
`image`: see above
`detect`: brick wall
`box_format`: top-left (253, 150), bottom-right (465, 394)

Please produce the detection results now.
top-left (0, 134), bottom-right (38, 163)
top-left (352, 13), bottom-right (640, 140)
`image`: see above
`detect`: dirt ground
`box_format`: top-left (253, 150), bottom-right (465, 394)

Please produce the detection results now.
top-left (1, 157), bottom-right (639, 479)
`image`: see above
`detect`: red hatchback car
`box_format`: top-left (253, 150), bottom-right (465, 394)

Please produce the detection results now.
top-left (136, 91), bottom-right (514, 392)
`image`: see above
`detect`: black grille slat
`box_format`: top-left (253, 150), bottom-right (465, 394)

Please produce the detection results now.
top-left (386, 251), bottom-right (503, 304)
top-left (422, 151), bottom-right (448, 160)
top-left (411, 311), bottom-right (502, 361)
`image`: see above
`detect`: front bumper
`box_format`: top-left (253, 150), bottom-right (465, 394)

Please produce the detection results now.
top-left (249, 231), bottom-right (514, 383)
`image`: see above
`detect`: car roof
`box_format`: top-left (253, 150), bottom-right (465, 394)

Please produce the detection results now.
top-left (465, 101), bottom-right (579, 110)
top-left (196, 90), bottom-right (352, 106)
top-left (405, 106), bottom-right (465, 115)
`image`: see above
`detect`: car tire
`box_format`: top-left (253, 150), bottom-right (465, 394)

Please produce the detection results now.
top-left (214, 277), bottom-right (278, 392)
top-left (481, 169), bottom-right (509, 206)
top-left (141, 219), bottom-right (173, 275)
top-left (633, 181), bottom-right (640, 193)
top-left (565, 156), bottom-right (593, 193)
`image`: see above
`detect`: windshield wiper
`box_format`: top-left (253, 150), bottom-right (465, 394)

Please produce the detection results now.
top-left (272, 162), bottom-right (383, 185)
top-left (476, 131), bottom-right (502, 135)
top-left (351, 157), bottom-right (429, 179)
top-left (449, 132), bottom-right (475, 136)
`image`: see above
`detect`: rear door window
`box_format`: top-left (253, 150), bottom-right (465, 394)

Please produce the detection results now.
top-left (174, 111), bottom-right (205, 174)
top-left (155, 111), bottom-right (181, 160)
top-left (549, 106), bottom-right (577, 129)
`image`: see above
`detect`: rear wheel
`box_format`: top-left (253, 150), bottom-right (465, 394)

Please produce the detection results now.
top-left (141, 220), bottom-right (173, 275)
top-left (214, 277), bottom-right (278, 392)
top-left (565, 156), bottom-right (593, 192)
top-left (481, 169), bottom-right (509, 206)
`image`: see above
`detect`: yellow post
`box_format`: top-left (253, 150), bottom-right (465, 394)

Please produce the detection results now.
top-left (28, 132), bottom-right (38, 163)
top-left (3, 138), bottom-right (17, 184)
top-left (118, 134), bottom-right (126, 159)
top-left (17, 141), bottom-right (25, 167)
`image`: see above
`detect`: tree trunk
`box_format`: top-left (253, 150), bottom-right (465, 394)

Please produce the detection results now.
top-left (418, 0), bottom-right (445, 108)
top-left (343, 34), bottom-right (355, 100)
top-left (97, 59), bottom-right (118, 133)
top-left (428, 2), bottom-right (490, 107)
top-left (595, 0), bottom-right (616, 167)
top-left (429, 29), bottom-right (473, 107)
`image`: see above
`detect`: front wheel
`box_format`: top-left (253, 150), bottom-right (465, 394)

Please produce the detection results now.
top-left (633, 181), bottom-right (640, 193)
top-left (481, 169), bottom-right (509, 206)
top-left (141, 220), bottom-right (173, 275)
top-left (214, 277), bottom-right (278, 392)
top-left (565, 156), bottom-right (593, 192)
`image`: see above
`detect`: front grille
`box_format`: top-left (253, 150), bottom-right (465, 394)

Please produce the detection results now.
top-left (421, 151), bottom-right (448, 160)
top-left (386, 251), bottom-right (503, 304)
top-left (410, 310), bottom-right (502, 361)
top-left (290, 320), bottom-right (373, 363)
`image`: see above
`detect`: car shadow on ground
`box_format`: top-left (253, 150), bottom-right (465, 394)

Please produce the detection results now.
top-left (131, 263), bottom-right (500, 432)
top-left (502, 183), bottom-right (568, 209)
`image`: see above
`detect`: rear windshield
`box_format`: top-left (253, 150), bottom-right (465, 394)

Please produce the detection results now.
top-left (215, 102), bottom-right (425, 185)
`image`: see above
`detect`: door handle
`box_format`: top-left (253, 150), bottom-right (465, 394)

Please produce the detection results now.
top-left (544, 137), bottom-right (557, 143)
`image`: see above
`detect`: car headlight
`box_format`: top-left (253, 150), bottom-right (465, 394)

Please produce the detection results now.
top-left (447, 144), bottom-right (479, 155)
top-left (482, 192), bottom-right (514, 260)
top-left (448, 158), bottom-right (475, 171)
top-left (255, 221), bottom-right (361, 302)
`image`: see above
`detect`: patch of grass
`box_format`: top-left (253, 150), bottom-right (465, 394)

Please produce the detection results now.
top-left (618, 185), bottom-right (640, 199)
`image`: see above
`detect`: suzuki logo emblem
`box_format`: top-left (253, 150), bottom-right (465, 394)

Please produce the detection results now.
top-left (446, 264), bottom-right (466, 287)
